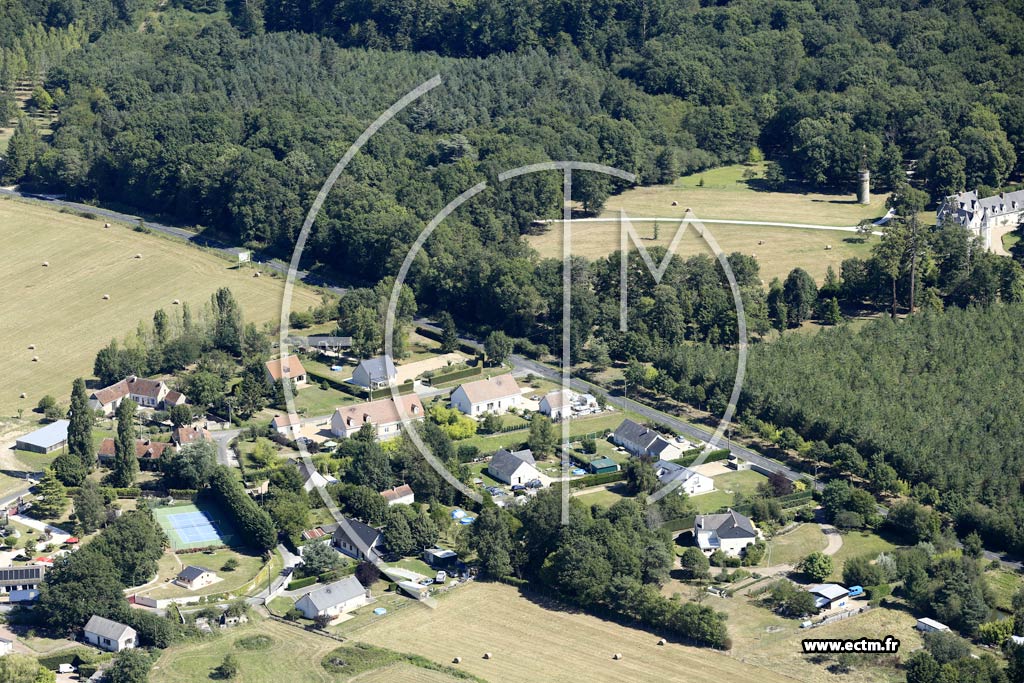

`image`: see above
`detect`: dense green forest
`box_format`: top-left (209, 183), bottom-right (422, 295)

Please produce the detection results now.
top-left (254, 0), bottom-right (1024, 194)
top-left (642, 303), bottom-right (1024, 555)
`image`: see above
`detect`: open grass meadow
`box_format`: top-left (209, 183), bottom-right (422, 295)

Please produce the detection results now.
top-left (0, 197), bottom-right (321, 417)
top-left (151, 618), bottom-right (344, 683)
top-left (761, 523), bottom-right (829, 567)
top-left (529, 163), bottom-right (881, 284)
top-left (355, 581), bottom-right (796, 683)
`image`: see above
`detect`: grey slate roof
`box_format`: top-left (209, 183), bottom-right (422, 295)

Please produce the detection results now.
top-left (333, 518), bottom-right (384, 549)
top-left (613, 419), bottom-right (658, 448)
top-left (357, 355), bottom-right (397, 383)
top-left (84, 615), bottom-right (135, 641)
top-left (177, 565), bottom-right (211, 582)
top-left (488, 448), bottom-right (536, 481)
top-left (647, 437), bottom-right (677, 458)
top-left (300, 575), bottom-right (366, 612)
top-left (695, 509), bottom-right (757, 539)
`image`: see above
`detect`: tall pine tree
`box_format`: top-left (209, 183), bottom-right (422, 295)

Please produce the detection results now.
top-left (112, 398), bottom-right (138, 487)
top-left (67, 377), bottom-right (94, 470)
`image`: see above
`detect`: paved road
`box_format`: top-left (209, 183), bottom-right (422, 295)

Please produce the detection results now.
top-left (413, 318), bottom-right (812, 487)
top-left (543, 215), bottom-right (885, 236)
top-left (512, 354), bottom-right (815, 488)
top-left (0, 188), bottom-right (347, 296)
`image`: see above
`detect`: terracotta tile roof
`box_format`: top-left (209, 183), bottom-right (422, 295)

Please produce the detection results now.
top-left (91, 376), bottom-right (167, 404)
top-left (457, 373), bottom-right (521, 404)
top-left (266, 355), bottom-right (306, 381)
top-left (172, 426), bottom-right (211, 446)
top-left (380, 484), bottom-right (414, 503)
top-left (98, 438), bottom-right (171, 460)
top-left (272, 414), bottom-right (302, 428)
top-left (91, 379), bottom-right (130, 405)
top-left (333, 394), bottom-right (423, 430)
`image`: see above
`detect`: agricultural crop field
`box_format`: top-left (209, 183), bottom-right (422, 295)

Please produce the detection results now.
top-left (355, 581), bottom-right (795, 683)
top-left (0, 198), bottom-right (321, 417)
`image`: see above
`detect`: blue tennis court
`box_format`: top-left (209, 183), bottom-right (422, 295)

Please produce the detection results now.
top-left (166, 510), bottom-right (221, 544)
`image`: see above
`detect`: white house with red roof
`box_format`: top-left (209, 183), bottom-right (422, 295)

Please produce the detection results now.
top-left (451, 373), bottom-right (522, 417)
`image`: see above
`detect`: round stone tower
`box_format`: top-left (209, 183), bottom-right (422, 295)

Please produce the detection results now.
top-left (858, 149), bottom-right (870, 205)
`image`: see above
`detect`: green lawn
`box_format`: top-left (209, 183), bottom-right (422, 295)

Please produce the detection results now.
top-left (761, 523), bottom-right (828, 567)
top-left (986, 568), bottom-right (1024, 612)
top-left (389, 557), bottom-right (433, 577)
top-left (291, 384), bottom-right (360, 416)
top-left (711, 469), bottom-right (768, 497)
top-left (151, 617), bottom-right (346, 683)
top-left (691, 490), bottom-right (734, 514)
top-left (140, 548), bottom-right (268, 599)
top-left (12, 447), bottom-right (60, 472)
top-left (827, 530), bottom-right (902, 582)
top-left (574, 483), bottom-right (633, 508)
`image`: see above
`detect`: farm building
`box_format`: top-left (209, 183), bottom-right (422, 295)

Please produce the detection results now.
top-left (380, 484), bottom-right (415, 506)
top-left (351, 355), bottom-right (397, 390)
top-left (488, 448), bottom-right (541, 485)
top-left (88, 376), bottom-right (184, 414)
top-left (83, 615), bottom-right (137, 652)
top-left (694, 509), bottom-right (759, 556)
top-left (271, 413), bottom-right (303, 438)
top-left (265, 355), bottom-right (308, 386)
top-left (97, 438), bottom-right (170, 470)
top-left (806, 584), bottom-right (850, 610)
top-left (175, 566), bottom-right (218, 590)
top-left (330, 395), bottom-right (423, 440)
top-left (588, 457), bottom-right (620, 475)
top-left (14, 420), bottom-right (69, 454)
top-left (916, 618), bottom-right (950, 633)
top-left (333, 518), bottom-right (386, 561)
top-left (451, 374), bottom-right (522, 416)
top-left (0, 565), bottom-right (46, 601)
top-left (653, 460), bottom-right (714, 495)
top-left (423, 548), bottom-right (458, 569)
top-left (295, 576), bottom-right (371, 621)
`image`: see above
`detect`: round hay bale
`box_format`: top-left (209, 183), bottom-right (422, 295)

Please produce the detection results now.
top-left (483, 653), bottom-right (492, 660)
top-left (172, 299), bottom-right (181, 305)
top-left (758, 240), bottom-right (764, 245)
top-left (253, 271), bottom-right (261, 278)
top-left (27, 344), bottom-right (35, 350)
top-left (134, 253), bottom-right (142, 259)
top-left (657, 639), bottom-right (666, 646)
top-left (671, 200), bottom-right (678, 206)
top-left (102, 294), bottom-right (110, 300)
top-left (104, 223), bottom-right (111, 228)
top-left (31, 356), bottom-right (39, 362)
top-left (825, 244), bottom-right (833, 250)
top-left (42, 261), bottom-right (49, 267)
top-left (613, 653), bottom-right (622, 660)
top-left (452, 657), bottom-right (461, 664)
top-left (20, 393), bottom-right (26, 399)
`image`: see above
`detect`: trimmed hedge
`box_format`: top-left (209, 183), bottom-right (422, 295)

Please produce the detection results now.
top-left (368, 381), bottom-right (415, 401)
top-left (566, 471), bottom-right (626, 490)
top-left (425, 365), bottom-right (482, 386)
top-left (288, 576), bottom-right (317, 591)
top-left (208, 466), bottom-right (276, 551)
top-left (167, 488), bottom-right (199, 499)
